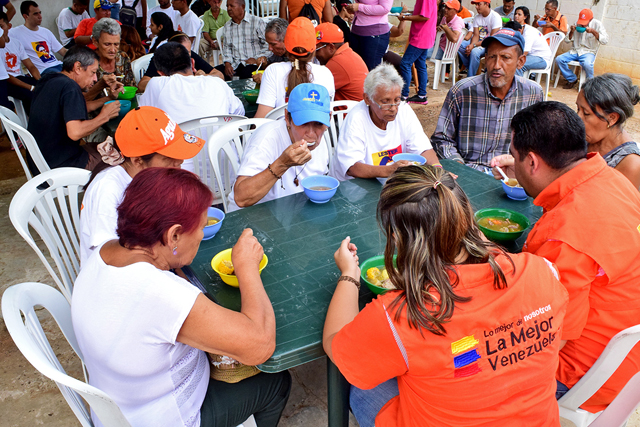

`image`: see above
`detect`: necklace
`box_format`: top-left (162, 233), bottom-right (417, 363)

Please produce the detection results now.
top-left (293, 163), bottom-right (307, 186)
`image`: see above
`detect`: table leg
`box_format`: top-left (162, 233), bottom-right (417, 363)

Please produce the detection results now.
top-left (327, 357), bottom-right (350, 427)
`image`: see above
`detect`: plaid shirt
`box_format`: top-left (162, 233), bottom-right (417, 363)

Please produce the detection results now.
top-left (222, 12), bottom-right (269, 69)
top-left (432, 74), bottom-right (543, 171)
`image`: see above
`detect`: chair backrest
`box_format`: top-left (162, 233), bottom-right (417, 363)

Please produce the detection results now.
top-left (0, 105), bottom-right (33, 179)
top-left (325, 100), bottom-right (358, 156)
top-left (194, 18), bottom-right (205, 53)
top-left (131, 53), bottom-right (153, 84)
top-left (206, 118), bottom-right (272, 212)
top-left (9, 168), bottom-right (90, 302)
top-left (463, 16), bottom-right (473, 30)
top-left (0, 109), bottom-right (49, 177)
top-left (216, 27), bottom-right (225, 51)
top-left (179, 115), bottom-right (247, 204)
top-left (8, 96), bottom-right (29, 127)
top-left (558, 324), bottom-right (640, 426)
top-left (432, 29), bottom-right (467, 62)
top-left (265, 103), bottom-right (287, 120)
top-left (544, 31), bottom-right (565, 60)
top-left (2, 282), bottom-right (132, 427)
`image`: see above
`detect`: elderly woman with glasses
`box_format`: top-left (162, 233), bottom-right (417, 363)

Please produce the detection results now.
top-left (330, 63), bottom-right (440, 181)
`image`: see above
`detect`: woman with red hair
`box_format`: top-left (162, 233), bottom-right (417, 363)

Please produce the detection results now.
top-left (72, 167), bottom-right (291, 427)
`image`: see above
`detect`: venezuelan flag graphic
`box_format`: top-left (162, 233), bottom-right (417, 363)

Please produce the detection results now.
top-left (451, 335), bottom-right (481, 378)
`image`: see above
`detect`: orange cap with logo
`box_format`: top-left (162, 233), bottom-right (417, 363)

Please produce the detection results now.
top-left (285, 17), bottom-right (317, 56)
top-left (315, 23), bottom-right (344, 44)
top-left (576, 9), bottom-right (593, 26)
top-left (115, 106), bottom-right (205, 159)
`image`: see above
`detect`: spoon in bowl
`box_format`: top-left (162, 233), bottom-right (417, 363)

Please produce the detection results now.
top-left (495, 166), bottom-right (509, 183)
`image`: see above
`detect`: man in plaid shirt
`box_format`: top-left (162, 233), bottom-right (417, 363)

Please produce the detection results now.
top-left (214, 0), bottom-right (269, 81)
top-left (432, 28), bottom-right (543, 172)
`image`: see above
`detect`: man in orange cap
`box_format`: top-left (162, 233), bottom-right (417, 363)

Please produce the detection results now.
top-left (315, 22), bottom-right (368, 101)
top-left (555, 8), bottom-right (608, 90)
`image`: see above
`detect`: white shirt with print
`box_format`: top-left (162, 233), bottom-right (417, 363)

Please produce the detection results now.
top-left (10, 25), bottom-right (63, 73)
top-left (473, 10), bottom-right (502, 41)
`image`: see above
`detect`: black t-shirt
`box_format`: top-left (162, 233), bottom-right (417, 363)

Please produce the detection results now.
top-left (28, 73), bottom-right (89, 169)
top-left (144, 51), bottom-right (213, 77)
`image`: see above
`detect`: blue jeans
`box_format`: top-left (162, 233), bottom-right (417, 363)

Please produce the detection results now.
top-left (458, 40), bottom-right (485, 77)
top-left (350, 379), bottom-right (399, 427)
top-left (41, 64), bottom-right (63, 75)
top-left (556, 380), bottom-right (570, 400)
top-left (109, 3), bottom-right (120, 21)
top-left (399, 44), bottom-right (433, 97)
top-left (350, 31), bottom-right (390, 71)
top-left (555, 51), bottom-right (596, 83)
top-left (517, 55), bottom-right (548, 76)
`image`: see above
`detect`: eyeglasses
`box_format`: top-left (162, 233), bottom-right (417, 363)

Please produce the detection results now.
top-left (370, 98), bottom-right (404, 111)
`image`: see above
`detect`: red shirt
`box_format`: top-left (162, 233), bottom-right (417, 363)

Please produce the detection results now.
top-left (333, 253), bottom-right (568, 427)
top-left (325, 43), bottom-right (368, 102)
top-left (524, 153), bottom-right (640, 411)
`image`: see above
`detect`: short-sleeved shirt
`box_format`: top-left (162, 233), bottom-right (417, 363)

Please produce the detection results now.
top-left (175, 9), bottom-right (202, 39)
top-left (324, 43), bottom-right (367, 101)
top-left (0, 38), bottom-right (28, 77)
top-left (603, 141), bottom-right (640, 169)
top-left (256, 61), bottom-right (335, 109)
top-left (96, 51), bottom-right (136, 89)
top-left (227, 119), bottom-right (330, 211)
top-left (332, 253), bottom-right (568, 426)
top-left (10, 25), bottom-right (63, 73)
top-left (287, 0), bottom-right (326, 22)
top-left (522, 24), bottom-right (552, 66)
top-left (28, 73), bottom-right (89, 169)
top-left (57, 7), bottom-right (90, 46)
top-left (330, 101), bottom-right (433, 181)
top-left (473, 10), bottom-right (502, 41)
top-left (494, 5), bottom-right (514, 20)
top-left (457, 6), bottom-right (472, 19)
top-left (439, 14), bottom-right (464, 51)
top-left (202, 8), bottom-right (230, 38)
top-left (407, 0), bottom-right (438, 49)
top-left (146, 5), bottom-right (178, 38)
top-left (145, 50), bottom-right (213, 77)
top-left (222, 13), bottom-right (269, 69)
top-left (539, 11), bottom-right (568, 36)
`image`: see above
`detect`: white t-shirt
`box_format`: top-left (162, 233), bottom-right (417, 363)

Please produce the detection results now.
top-left (146, 5), bottom-right (179, 38)
top-left (10, 25), bottom-right (63, 73)
top-left (79, 165), bottom-right (132, 266)
top-left (227, 119), bottom-right (330, 211)
top-left (57, 7), bottom-right (90, 46)
top-left (1, 37), bottom-right (28, 77)
top-left (175, 9), bottom-right (201, 39)
top-left (72, 250), bottom-right (207, 427)
top-left (473, 10), bottom-right (502, 41)
top-left (256, 61), bottom-right (335, 109)
top-left (330, 101), bottom-right (433, 181)
top-left (523, 24), bottom-right (552, 66)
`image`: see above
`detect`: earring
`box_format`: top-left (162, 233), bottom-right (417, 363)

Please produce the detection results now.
top-left (173, 246), bottom-right (178, 255)
top-left (607, 123), bottom-right (611, 129)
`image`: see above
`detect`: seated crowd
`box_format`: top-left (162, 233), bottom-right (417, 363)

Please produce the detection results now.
top-left (4, 0), bottom-right (640, 426)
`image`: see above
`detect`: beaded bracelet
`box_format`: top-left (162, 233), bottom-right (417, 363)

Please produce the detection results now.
top-left (338, 275), bottom-right (361, 291)
top-left (433, 163), bottom-right (443, 168)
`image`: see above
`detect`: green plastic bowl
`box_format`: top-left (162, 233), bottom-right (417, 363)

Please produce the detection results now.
top-left (474, 208), bottom-right (531, 242)
top-left (242, 89), bottom-right (260, 104)
top-left (118, 86), bottom-right (137, 100)
top-left (360, 255), bottom-right (397, 295)
top-left (501, 16), bottom-right (510, 23)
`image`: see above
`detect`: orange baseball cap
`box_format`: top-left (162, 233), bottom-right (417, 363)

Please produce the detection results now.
top-left (315, 23), bottom-right (344, 44)
top-left (444, 0), bottom-right (461, 10)
top-left (285, 17), bottom-right (317, 56)
top-left (470, 0), bottom-right (490, 4)
top-left (115, 106), bottom-right (205, 159)
top-left (577, 9), bottom-right (593, 26)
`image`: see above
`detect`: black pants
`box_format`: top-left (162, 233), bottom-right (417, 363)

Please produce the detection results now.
top-left (7, 75), bottom-right (36, 114)
top-left (200, 371), bottom-right (291, 427)
top-left (0, 79), bottom-right (12, 110)
top-left (214, 63), bottom-right (259, 81)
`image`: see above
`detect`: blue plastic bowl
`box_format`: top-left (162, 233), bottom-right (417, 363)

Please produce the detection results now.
top-left (390, 6), bottom-right (402, 13)
top-left (105, 99), bottom-right (131, 118)
top-left (501, 180), bottom-right (528, 201)
top-left (392, 153), bottom-right (426, 165)
top-left (203, 207), bottom-right (225, 240)
top-left (537, 20), bottom-right (547, 26)
top-left (301, 175), bottom-right (339, 204)
top-left (576, 26), bottom-right (586, 33)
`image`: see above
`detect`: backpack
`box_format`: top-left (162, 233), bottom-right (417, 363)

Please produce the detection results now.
top-left (119, 0), bottom-right (140, 27)
top-left (298, 1), bottom-right (320, 27)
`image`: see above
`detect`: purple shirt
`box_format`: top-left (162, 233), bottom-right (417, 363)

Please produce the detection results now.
top-left (408, 0), bottom-right (438, 49)
top-left (439, 14), bottom-right (464, 51)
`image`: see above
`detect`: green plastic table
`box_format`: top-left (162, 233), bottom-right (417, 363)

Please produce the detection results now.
top-left (183, 159), bottom-right (542, 427)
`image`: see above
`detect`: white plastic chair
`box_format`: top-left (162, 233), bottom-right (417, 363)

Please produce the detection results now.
top-left (462, 16), bottom-right (473, 31)
top-left (0, 109), bottom-right (49, 177)
top-left (179, 115), bottom-right (247, 204)
top-left (524, 31), bottom-right (564, 101)
top-left (194, 18), bottom-right (205, 53)
top-left (131, 53), bottom-right (153, 84)
top-left (9, 168), bottom-right (90, 302)
top-left (554, 45), bottom-right (600, 92)
top-left (2, 282), bottom-right (132, 427)
top-left (8, 95), bottom-right (29, 127)
top-left (325, 100), bottom-right (358, 157)
top-left (558, 324), bottom-right (640, 427)
top-left (206, 118), bottom-right (272, 211)
top-left (429, 28), bottom-right (467, 90)
top-left (265, 103), bottom-right (287, 120)
top-left (216, 26), bottom-right (225, 52)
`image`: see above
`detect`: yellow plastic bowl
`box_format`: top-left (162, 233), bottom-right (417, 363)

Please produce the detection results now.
top-left (210, 248), bottom-right (268, 287)
top-left (251, 70), bottom-right (264, 76)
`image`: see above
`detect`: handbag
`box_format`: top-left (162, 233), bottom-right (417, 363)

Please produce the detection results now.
top-left (207, 353), bottom-right (261, 383)
top-left (119, 0), bottom-right (140, 27)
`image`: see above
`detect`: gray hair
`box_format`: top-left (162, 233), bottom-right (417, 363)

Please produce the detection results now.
top-left (364, 63), bottom-right (404, 99)
top-left (92, 17), bottom-right (121, 41)
top-left (62, 45), bottom-right (99, 72)
top-left (582, 73), bottom-right (640, 128)
top-left (265, 18), bottom-right (288, 41)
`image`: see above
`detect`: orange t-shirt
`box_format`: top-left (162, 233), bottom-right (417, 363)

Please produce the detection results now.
top-left (325, 43), bottom-right (368, 101)
top-left (333, 253), bottom-right (568, 427)
top-left (524, 153), bottom-right (640, 412)
top-left (457, 6), bottom-right (473, 19)
top-left (287, 0), bottom-right (326, 22)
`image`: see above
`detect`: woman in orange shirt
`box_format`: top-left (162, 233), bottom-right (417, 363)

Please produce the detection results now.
top-left (323, 165), bottom-right (569, 427)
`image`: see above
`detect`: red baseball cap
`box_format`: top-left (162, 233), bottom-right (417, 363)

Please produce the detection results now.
top-left (115, 106), bottom-right (205, 159)
top-left (577, 9), bottom-right (593, 26)
top-left (444, 0), bottom-right (461, 10)
top-left (315, 23), bottom-right (344, 44)
top-left (285, 17), bottom-right (317, 57)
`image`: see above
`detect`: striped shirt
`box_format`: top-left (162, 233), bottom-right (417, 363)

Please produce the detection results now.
top-left (222, 12), bottom-right (269, 69)
top-left (431, 74), bottom-right (543, 171)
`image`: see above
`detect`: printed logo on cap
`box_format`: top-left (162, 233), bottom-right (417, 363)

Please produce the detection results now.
top-left (303, 89), bottom-right (324, 106)
top-left (160, 117), bottom-right (177, 146)
top-left (183, 133), bottom-right (201, 145)
top-left (495, 28), bottom-right (516, 37)
top-left (316, 30), bottom-right (323, 40)
top-left (580, 12), bottom-right (587, 19)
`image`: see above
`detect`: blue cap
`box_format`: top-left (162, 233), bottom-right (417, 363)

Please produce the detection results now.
top-left (287, 83), bottom-right (331, 127)
top-left (94, 0), bottom-right (112, 10)
top-left (481, 28), bottom-right (525, 53)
